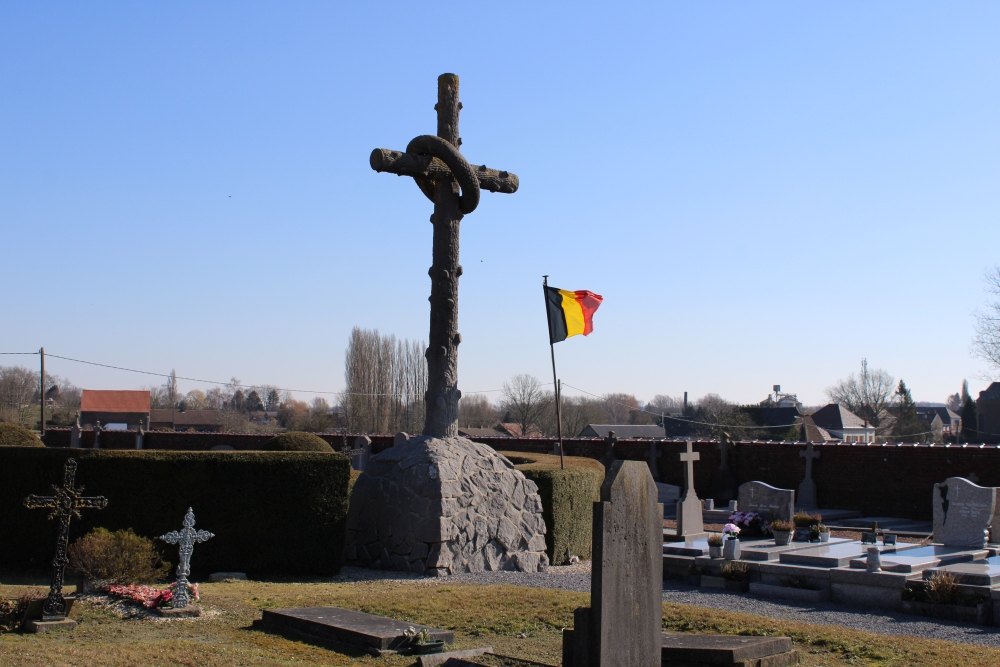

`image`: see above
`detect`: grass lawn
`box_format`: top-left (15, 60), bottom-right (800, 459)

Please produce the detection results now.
top-left (1, 578), bottom-right (998, 667)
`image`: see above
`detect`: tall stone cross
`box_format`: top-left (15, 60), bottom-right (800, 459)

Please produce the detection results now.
top-left (676, 441), bottom-right (705, 538)
top-left (370, 73), bottom-right (519, 438)
top-left (160, 507), bottom-right (215, 609)
top-left (797, 442), bottom-right (821, 510)
top-left (24, 458), bottom-right (108, 620)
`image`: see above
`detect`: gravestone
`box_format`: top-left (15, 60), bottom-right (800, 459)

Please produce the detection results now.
top-left (135, 423), bottom-right (144, 450)
top-left (345, 436), bottom-right (372, 471)
top-left (394, 432), bottom-right (411, 446)
top-left (70, 415), bottom-right (81, 448)
top-left (737, 481), bottom-right (795, 523)
top-left (709, 433), bottom-right (738, 503)
top-left (563, 460), bottom-right (662, 667)
top-left (675, 442), bottom-right (705, 538)
top-left (932, 477), bottom-right (995, 548)
top-left (600, 431), bottom-right (617, 469)
top-left (92, 422), bottom-right (102, 449)
top-left (796, 443), bottom-right (820, 510)
top-left (646, 441), bottom-right (661, 482)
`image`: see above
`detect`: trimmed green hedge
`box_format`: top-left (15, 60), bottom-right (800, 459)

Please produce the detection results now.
top-left (264, 431), bottom-right (334, 452)
top-left (500, 451), bottom-right (605, 566)
top-left (0, 423), bottom-right (42, 447)
top-left (0, 448), bottom-right (350, 577)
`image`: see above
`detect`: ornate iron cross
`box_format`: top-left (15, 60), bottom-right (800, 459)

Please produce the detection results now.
top-left (160, 507), bottom-right (214, 609)
top-left (24, 457), bottom-right (108, 620)
top-left (370, 73), bottom-right (519, 438)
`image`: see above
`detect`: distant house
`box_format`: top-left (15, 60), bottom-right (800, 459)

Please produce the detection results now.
top-left (149, 409), bottom-right (223, 432)
top-left (915, 406), bottom-right (961, 440)
top-left (458, 427), bottom-right (507, 438)
top-left (578, 424), bottom-right (666, 439)
top-left (809, 404), bottom-right (876, 443)
top-left (79, 390), bottom-right (150, 430)
top-left (496, 423), bottom-right (543, 437)
top-left (799, 415), bottom-right (836, 442)
top-left (978, 383), bottom-right (1000, 444)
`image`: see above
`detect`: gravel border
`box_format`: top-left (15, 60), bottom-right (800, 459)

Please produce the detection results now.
top-left (332, 563), bottom-right (1000, 647)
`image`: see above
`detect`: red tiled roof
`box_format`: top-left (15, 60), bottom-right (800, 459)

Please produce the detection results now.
top-left (80, 390), bottom-right (151, 413)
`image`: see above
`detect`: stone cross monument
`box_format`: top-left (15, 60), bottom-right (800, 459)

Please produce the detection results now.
top-left (24, 458), bottom-right (108, 622)
top-left (675, 441), bottom-right (705, 539)
top-left (797, 442), bottom-right (821, 510)
top-left (347, 75), bottom-right (547, 576)
top-left (160, 507), bottom-right (215, 609)
top-left (370, 73), bottom-right (518, 438)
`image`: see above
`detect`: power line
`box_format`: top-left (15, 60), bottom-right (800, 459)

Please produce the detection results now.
top-left (0, 352), bottom-right (39, 355)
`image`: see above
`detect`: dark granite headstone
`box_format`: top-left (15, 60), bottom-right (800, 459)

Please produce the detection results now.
top-left (933, 477), bottom-right (995, 547)
top-left (737, 481), bottom-right (794, 523)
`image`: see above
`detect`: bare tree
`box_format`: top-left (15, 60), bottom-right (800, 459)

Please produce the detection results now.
top-left (601, 392), bottom-right (642, 424)
top-left (342, 327), bottom-right (427, 434)
top-left (458, 394), bottom-right (499, 428)
top-left (973, 266), bottom-right (1000, 380)
top-left (826, 358), bottom-right (895, 431)
top-left (181, 389), bottom-right (208, 410)
top-left (166, 369), bottom-right (179, 409)
top-left (559, 396), bottom-right (606, 437)
top-left (500, 374), bottom-right (548, 437)
top-left (0, 365), bottom-right (39, 426)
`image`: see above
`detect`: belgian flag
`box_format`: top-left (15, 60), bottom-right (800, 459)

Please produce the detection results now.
top-left (544, 286), bottom-right (603, 344)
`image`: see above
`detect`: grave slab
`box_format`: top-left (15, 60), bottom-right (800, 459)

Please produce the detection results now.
top-left (848, 546), bottom-right (986, 573)
top-left (926, 555), bottom-right (1000, 586)
top-left (778, 541), bottom-right (916, 568)
top-left (260, 606), bottom-right (453, 654)
top-left (661, 632), bottom-right (796, 666)
top-left (24, 619), bottom-right (77, 633)
top-left (417, 647), bottom-right (493, 667)
top-left (741, 537), bottom-right (852, 562)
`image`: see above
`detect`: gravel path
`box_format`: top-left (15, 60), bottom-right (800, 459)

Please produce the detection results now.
top-left (332, 564), bottom-right (1000, 648)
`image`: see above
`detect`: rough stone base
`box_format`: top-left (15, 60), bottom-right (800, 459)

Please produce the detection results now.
top-left (155, 605), bottom-right (202, 618)
top-left (345, 436), bottom-right (549, 575)
top-left (25, 618), bottom-right (77, 633)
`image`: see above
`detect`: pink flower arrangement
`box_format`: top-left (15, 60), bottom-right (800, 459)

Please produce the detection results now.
top-left (722, 523), bottom-right (741, 538)
top-left (103, 582), bottom-right (198, 609)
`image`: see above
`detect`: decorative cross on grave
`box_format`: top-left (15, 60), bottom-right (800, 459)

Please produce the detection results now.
top-left (160, 508), bottom-right (214, 609)
top-left (675, 441), bottom-right (705, 538)
top-left (797, 442), bottom-right (821, 510)
top-left (601, 430), bottom-right (618, 468)
top-left (370, 73), bottom-right (519, 438)
top-left (24, 458), bottom-right (108, 620)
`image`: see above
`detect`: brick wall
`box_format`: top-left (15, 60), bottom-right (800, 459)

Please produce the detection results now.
top-left (40, 429), bottom-right (1000, 521)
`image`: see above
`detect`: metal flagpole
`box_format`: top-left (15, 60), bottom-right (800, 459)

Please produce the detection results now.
top-left (542, 276), bottom-right (565, 470)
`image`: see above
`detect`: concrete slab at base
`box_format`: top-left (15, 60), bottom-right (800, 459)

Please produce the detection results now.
top-left (749, 582), bottom-right (829, 604)
top-left (661, 632), bottom-right (795, 665)
top-left (156, 605), bottom-right (202, 618)
top-left (417, 646), bottom-right (493, 667)
top-left (24, 618), bottom-right (77, 633)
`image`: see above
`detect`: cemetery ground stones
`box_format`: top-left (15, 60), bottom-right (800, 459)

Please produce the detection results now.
top-left (933, 477), bottom-right (996, 548)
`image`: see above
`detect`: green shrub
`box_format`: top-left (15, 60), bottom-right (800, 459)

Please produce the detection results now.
top-left (0, 423), bottom-right (42, 447)
top-left (68, 528), bottom-right (171, 584)
top-left (793, 511), bottom-right (820, 528)
top-left (0, 449), bottom-right (351, 576)
top-left (500, 451), bottom-right (605, 565)
top-left (0, 589), bottom-right (45, 633)
top-left (707, 534), bottom-right (724, 547)
top-left (263, 431), bottom-right (334, 452)
top-left (721, 560), bottom-right (749, 581)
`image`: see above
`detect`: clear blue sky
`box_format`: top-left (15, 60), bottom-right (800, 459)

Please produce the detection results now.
top-left (2, 3), bottom-right (998, 407)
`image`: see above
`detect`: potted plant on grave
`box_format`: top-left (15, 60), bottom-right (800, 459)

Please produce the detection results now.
top-left (815, 524), bottom-right (830, 543)
top-left (722, 523), bottom-right (741, 560)
top-left (792, 512), bottom-right (820, 541)
top-left (770, 519), bottom-right (793, 546)
top-left (707, 534), bottom-right (724, 558)
top-left (405, 626), bottom-right (446, 655)
top-left (719, 560), bottom-right (751, 592)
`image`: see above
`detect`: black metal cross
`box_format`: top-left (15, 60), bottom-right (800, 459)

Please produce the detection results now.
top-left (370, 73), bottom-right (519, 438)
top-left (24, 458), bottom-right (108, 620)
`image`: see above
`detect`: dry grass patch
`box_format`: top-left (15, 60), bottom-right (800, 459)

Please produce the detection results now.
top-left (0, 579), bottom-right (997, 666)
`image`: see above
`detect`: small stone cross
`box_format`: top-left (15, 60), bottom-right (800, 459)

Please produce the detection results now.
top-left (370, 74), bottom-right (519, 438)
top-left (24, 458), bottom-right (108, 619)
top-left (160, 508), bottom-right (214, 609)
top-left (679, 441), bottom-right (700, 498)
top-left (716, 432), bottom-right (734, 471)
top-left (797, 442), bottom-right (821, 509)
top-left (601, 431), bottom-right (617, 468)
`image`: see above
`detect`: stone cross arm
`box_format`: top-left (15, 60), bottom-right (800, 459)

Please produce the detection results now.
top-left (161, 529), bottom-right (215, 545)
top-left (370, 148), bottom-right (519, 194)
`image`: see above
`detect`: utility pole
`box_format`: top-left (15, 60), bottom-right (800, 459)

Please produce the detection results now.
top-left (39, 347), bottom-right (45, 435)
